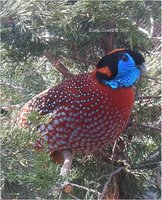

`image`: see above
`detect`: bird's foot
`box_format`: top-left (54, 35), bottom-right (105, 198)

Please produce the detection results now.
top-left (60, 149), bottom-right (74, 176)
top-left (60, 167), bottom-right (70, 176)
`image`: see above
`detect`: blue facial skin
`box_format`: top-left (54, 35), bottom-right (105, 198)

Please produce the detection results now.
top-left (102, 53), bottom-right (141, 89)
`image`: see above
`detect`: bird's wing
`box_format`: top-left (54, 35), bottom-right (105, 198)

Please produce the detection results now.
top-left (17, 73), bottom-right (93, 152)
top-left (17, 74), bottom-right (86, 127)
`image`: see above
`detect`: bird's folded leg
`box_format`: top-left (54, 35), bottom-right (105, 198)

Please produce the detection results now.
top-left (60, 149), bottom-right (74, 176)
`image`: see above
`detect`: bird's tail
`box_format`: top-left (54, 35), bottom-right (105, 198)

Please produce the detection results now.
top-left (17, 99), bottom-right (35, 128)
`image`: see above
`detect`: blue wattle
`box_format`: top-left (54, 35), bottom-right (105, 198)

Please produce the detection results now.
top-left (102, 53), bottom-right (141, 89)
top-left (102, 68), bottom-right (141, 89)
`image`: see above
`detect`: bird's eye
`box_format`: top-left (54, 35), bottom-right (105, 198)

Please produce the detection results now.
top-left (118, 53), bottom-right (129, 62)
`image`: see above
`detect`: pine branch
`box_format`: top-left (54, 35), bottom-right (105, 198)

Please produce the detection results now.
top-left (44, 51), bottom-right (73, 79)
top-left (59, 181), bottom-right (101, 198)
top-left (99, 167), bottom-right (125, 200)
top-left (70, 183), bottom-right (101, 196)
top-left (0, 0), bottom-right (32, 22)
top-left (0, 81), bottom-right (28, 93)
top-left (128, 122), bottom-right (161, 132)
top-left (139, 123), bottom-right (161, 131)
top-left (133, 148), bottom-right (160, 170)
top-left (137, 95), bottom-right (161, 100)
top-left (73, 56), bottom-right (96, 65)
top-left (134, 162), bottom-right (160, 170)
top-left (143, 75), bottom-right (161, 84)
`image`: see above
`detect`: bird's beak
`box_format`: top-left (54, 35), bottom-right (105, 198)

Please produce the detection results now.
top-left (137, 64), bottom-right (146, 75)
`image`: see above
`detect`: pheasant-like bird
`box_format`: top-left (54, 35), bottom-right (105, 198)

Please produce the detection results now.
top-left (18, 49), bottom-right (145, 176)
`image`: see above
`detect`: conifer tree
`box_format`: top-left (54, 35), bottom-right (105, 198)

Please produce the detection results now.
top-left (1, 0), bottom-right (161, 199)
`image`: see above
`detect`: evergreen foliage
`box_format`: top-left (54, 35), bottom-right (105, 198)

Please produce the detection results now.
top-left (1, 0), bottom-right (161, 199)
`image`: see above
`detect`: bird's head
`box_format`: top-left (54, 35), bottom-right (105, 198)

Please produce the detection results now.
top-left (95, 48), bottom-right (145, 89)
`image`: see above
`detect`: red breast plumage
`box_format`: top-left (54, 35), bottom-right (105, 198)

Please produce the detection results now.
top-left (18, 71), bottom-right (134, 153)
